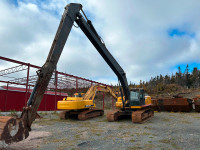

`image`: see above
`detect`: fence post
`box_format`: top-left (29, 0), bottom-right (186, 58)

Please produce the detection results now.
top-left (25, 63), bottom-right (30, 104)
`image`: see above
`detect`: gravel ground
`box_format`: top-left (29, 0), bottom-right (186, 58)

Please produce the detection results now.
top-left (2, 110), bottom-right (199, 150)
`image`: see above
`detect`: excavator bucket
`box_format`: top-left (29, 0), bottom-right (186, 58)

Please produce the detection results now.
top-left (0, 116), bottom-right (29, 145)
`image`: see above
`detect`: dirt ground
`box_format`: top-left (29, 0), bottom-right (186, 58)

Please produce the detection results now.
top-left (2, 110), bottom-right (200, 150)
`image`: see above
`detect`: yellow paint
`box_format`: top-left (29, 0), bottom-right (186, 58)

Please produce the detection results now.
top-left (57, 85), bottom-right (117, 110)
top-left (57, 97), bottom-right (95, 110)
top-left (145, 96), bottom-right (152, 105)
top-left (130, 106), bottom-right (142, 109)
top-left (115, 96), bottom-right (152, 109)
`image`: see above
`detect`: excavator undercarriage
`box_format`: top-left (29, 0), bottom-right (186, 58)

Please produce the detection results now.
top-left (59, 109), bottom-right (104, 121)
top-left (107, 107), bottom-right (154, 123)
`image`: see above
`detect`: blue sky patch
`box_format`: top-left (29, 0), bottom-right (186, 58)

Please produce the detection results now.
top-left (168, 28), bottom-right (195, 38)
top-left (9, 0), bottom-right (19, 6)
top-left (173, 63), bottom-right (200, 73)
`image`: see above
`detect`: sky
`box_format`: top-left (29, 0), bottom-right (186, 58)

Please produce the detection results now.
top-left (0, 0), bottom-right (200, 85)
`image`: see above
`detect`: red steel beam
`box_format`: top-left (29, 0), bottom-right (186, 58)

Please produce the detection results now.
top-left (0, 56), bottom-right (108, 87)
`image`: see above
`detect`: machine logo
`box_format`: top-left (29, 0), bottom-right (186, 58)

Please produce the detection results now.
top-left (85, 105), bottom-right (94, 107)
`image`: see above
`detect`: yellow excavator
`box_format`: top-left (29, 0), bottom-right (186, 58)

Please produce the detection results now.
top-left (0, 3), bottom-right (154, 145)
top-left (57, 85), bottom-right (117, 120)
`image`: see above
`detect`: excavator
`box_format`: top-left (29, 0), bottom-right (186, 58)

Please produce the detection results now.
top-left (0, 3), bottom-right (154, 145)
top-left (57, 85), bottom-right (117, 120)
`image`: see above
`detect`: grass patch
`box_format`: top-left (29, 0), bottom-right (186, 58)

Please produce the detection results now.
top-left (128, 146), bottom-right (143, 150)
top-left (141, 132), bottom-right (151, 136)
top-left (159, 139), bottom-right (170, 144)
top-left (129, 139), bottom-right (136, 143)
top-left (144, 126), bottom-right (152, 129)
top-left (171, 143), bottom-right (181, 149)
top-left (96, 119), bottom-right (108, 122)
top-left (181, 120), bottom-right (191, 124)
top-left (75, 134), bottom-right (81, 139)
top-left (144, 143), bottom-right (155, 149)
top-left (9, 110), bottom-right (17, 116)
top-left (34, 118), bottom-right (59, 126)
top-left (193, 116), bottom-right (200, 119)
top-left (51, 111), bottom-right (58, 115)
top-left (96, 133), bottom-right (101, 136)
top-left (162, 118), bottom-right (170, 122)
top-left (39, 112), bottom-right (48, 116)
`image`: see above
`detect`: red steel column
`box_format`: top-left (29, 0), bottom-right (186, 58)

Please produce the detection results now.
top-left (4, 82), bottom-right (9, 111)
top-left (103, 92), bottom-right (104, 110)
top-left (55, 71), bottom-right (58, 111)
top-left (45, 90), bottom-right (47, 111)
top-left (25, 63), bottom-right (30, 104)
top-left (76, 78), bottom-right (78, 93)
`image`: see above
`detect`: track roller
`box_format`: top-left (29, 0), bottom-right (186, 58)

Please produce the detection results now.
top-left (106, 110), bottom-right (120, 121)
top-left (132, 108), bottom-right (154, 123)
top-left (59, 110), bottom-right (71, 120)
top-left (78, 109), bottom-right (104, 121)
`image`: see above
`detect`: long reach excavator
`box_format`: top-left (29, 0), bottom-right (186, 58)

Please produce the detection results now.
top-left (0, 3), bottom-right (154, 145)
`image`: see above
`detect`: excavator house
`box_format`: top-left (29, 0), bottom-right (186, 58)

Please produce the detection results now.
top-left (0, 3), bottom-right (154, 145)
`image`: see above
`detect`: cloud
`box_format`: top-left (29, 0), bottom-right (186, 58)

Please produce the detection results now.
top-left (0, 0), bottom-right (200, 85)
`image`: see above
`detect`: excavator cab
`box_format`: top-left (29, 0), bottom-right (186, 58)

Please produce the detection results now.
top-left (74, 93), bottom-right (84, 97)
top-left (130, 88), bottom-right (145, 106)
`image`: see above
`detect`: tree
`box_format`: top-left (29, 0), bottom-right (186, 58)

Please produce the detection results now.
top-left (184, 64), bottom-right (191, 88)
top-left (191, 67), bottom-right (199, 88)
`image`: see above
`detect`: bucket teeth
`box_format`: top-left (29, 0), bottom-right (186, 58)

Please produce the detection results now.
top-left (0, 116), bottom-right (29, 145)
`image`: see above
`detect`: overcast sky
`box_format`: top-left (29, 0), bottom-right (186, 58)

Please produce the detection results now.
top-left (0, 0), bottom-right (200, 85)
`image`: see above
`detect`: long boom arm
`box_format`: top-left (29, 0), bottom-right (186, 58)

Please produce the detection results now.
top-left (75, 13), bottom-right (130, 105)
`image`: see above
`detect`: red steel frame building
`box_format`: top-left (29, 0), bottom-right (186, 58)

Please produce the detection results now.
top-left (0, 56), bottom-right (113, 111)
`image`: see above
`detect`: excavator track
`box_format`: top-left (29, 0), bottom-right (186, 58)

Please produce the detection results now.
top-left (132, 108), bottom-right (154, 123)
top-left (59, 110), bottom-right (71, 120)
top-left (0, 116), bottom-right (29, 145)
top-left (78, 109), bottom-right (104, 121)
top-left (106, 110), bottom-right (120, 121)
